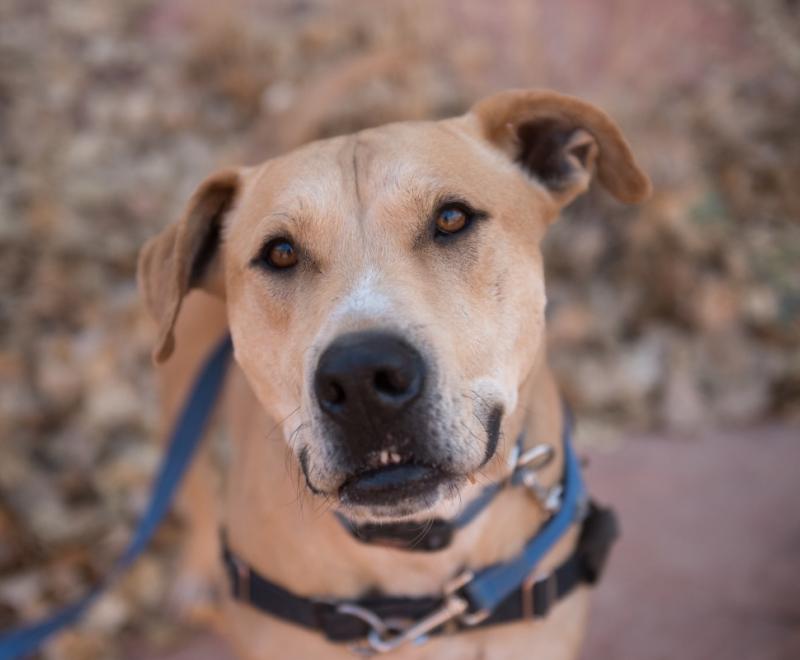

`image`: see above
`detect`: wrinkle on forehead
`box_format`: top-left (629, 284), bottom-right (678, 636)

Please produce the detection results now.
top-left (350, 135), bottom-right (364, 212)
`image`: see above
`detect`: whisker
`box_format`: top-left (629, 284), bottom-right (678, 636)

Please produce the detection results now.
top-left (409, 517), bottom-right (436, 549)
top-left (265, 406), bottom-right (301, 444)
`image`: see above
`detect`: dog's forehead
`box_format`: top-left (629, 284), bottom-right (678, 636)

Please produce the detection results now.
top-left (241, 119), bottom-right (512, 221)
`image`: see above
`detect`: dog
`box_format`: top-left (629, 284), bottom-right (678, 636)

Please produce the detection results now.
top-left (138, 89), bottom-right (650, 659)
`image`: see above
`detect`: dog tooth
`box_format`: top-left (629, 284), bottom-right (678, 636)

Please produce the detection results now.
top-left (380, 450), bottom-right (389, 466)
top-left (389, 451), bottom-right (401, 464)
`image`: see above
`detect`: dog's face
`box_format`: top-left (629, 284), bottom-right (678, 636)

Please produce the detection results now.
top-left (226, 123), bottom-right (550, 518)
top-left (139, 90), bottom-right (649, 522)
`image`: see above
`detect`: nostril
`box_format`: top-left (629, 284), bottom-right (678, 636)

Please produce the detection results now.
top-left (373, 368), bottom-right (410, 397)
top-left (321, 379), bottom-right (346, 406)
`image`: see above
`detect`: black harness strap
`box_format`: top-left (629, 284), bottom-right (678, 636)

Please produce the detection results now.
top-left (221, 501), bottom-right (618, 643)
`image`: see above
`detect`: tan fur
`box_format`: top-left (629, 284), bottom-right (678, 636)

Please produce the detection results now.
top-left (139, 90), bottom-right (649, 659)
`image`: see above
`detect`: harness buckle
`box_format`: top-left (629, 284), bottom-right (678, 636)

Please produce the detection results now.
top-left (521, 570), bottom-right (558, 619)
top-left (444, 570), bottom-right (491, 626)
top-left (578, 501), bottom-right (620, 584)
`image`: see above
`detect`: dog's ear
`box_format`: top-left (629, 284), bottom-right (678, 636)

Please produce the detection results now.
top-left (470, 89), bottom-right (651, 208)
top-left (138, 168), bottom-right (240, 363)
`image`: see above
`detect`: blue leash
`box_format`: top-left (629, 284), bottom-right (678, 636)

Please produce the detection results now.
top-left (0, 336), bottom-right (234, 660)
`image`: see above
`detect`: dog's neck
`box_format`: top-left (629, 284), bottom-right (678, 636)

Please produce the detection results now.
top-left (223, 349), bottom-right (566, 599)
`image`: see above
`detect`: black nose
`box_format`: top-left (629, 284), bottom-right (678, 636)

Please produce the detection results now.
top-left (314, 331), bottom-right (426, 423)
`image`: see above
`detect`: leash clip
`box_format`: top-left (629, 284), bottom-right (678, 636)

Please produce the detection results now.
top-left (343, 570), bottom-right (487, 655)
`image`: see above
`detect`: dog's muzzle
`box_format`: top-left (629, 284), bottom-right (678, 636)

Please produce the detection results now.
top-left (314, 330), bottom-right (449, 506)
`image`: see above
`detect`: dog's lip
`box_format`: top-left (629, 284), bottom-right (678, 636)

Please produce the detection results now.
top-left (338, 462), bottom-right (447, 507)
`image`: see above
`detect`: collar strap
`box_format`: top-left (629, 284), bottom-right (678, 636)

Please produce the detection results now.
top-left (222, 501), bottom-right (618, 649)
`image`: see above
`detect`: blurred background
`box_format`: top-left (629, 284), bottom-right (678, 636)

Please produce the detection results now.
top-left (1, 0), bottom-right (798, 658)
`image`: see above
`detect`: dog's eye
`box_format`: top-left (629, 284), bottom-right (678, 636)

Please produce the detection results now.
top-left (434, 204), bottom-right (470, 236)
top-left (261, 238), bottom-right (298, 270)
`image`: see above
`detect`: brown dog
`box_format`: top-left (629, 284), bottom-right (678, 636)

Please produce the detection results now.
top-left (138, 89), bottom-right (649, 659)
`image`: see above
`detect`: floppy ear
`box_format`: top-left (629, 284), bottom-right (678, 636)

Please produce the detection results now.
top-left (138, 168), bottom-right (240, 363)
top-left (470, 89), bottom-right (651, 208)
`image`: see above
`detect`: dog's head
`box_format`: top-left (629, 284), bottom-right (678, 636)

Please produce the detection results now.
top-left (139, 90), bottom-right (649, 522)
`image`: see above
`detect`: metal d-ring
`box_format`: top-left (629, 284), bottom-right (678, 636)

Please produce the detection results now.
top-left (515, 443), bottom-right (562, 513)
top-left (516, 443), bottom-right (555, 471)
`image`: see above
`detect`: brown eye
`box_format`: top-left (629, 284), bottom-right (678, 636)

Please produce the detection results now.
top-left (263, 238), bottom-right (298, 270)
top-left (435, 205), bottom-right (469, 235)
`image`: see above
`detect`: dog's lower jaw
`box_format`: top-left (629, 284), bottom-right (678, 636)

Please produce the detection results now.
top-left (337, 484), bottom-right (446, 523)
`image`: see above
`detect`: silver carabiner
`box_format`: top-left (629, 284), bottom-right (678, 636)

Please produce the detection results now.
top-left (515, 443), bottom-right (562, 513)
top-left (343, 570), bottom-right (489, 655)
top-left (516, 443), bottom-right (555, 471)
top-left (344, 596), bottom-right (467, 655)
